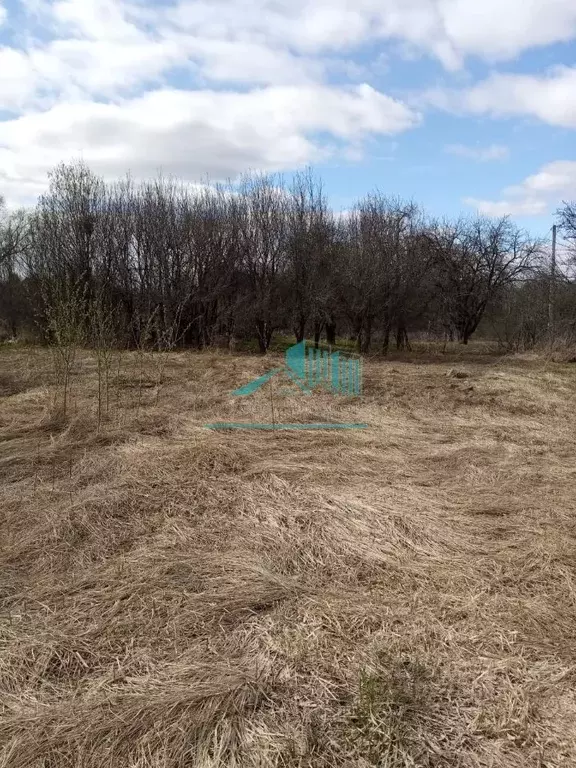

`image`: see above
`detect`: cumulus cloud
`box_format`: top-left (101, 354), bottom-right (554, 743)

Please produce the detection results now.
top-left (4, 1), bottom-right (576, 109)
top-left (462, 67), bottom-right (576, 128)
top-left (445, 143), bottom-right (509, 161)
top-left (166, 0), bottom-right (576, 70)
top-left (0, 85), bottom-right (419, 206)
top-left (464, 161), bottom-right (576, 217)
top-left (438, 0), bottom-right (576, 62)
top-left (464, 197), bottom-right (549, 217)
top-left (0, 0), bottom-right (430, 206)
top-left (183, 39), bottom-right (322, 85)
top-left (427, 67), bottom-right (576, 128)
top-left (1, 0), bottom-right (576, 207)
top-left (0, 1), bottom-right (191, 110)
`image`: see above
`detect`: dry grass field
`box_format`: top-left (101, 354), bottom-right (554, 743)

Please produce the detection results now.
top-left (2, 343), bottom-right (576, 767)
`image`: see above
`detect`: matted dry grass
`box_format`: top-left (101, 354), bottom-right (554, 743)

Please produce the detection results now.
top-left (1, 343), bottom-right (576, 767)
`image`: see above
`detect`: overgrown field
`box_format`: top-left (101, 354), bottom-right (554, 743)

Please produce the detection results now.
top-left (2, 344), bottom-right (576, 767)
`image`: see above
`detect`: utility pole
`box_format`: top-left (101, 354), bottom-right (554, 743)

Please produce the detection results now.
top-left (548, 224), bottom-right (557, 341)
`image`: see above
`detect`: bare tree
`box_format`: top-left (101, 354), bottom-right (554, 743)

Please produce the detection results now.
top-left (557, 201), bottom-right (576, 245)
top-left (285, 169), bottom-right (334, 344)
top-left (432, 216), bottom-right (541, 344)
top-left (237, 174), bottom-right (288, 353)
top-left (0, 161), bottom-right (553, 355)
top-left (0, 202), bottom-right (29, 338)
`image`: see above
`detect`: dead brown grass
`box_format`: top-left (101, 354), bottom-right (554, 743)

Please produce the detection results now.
top-left (1, 343), bottom-right (576, 766)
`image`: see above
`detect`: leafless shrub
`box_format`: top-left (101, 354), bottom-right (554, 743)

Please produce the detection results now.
top-left (43, 277), bottom-right (86, 419)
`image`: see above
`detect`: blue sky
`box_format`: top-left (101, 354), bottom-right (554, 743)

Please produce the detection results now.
top-left (0, 0), bottom-right (575, 237)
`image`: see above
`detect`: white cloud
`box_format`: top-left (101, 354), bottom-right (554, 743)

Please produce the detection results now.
top-left (464, 161), bottom-right (576, 217)
top-left (3, 2), bottom-right (576, 111)
top-left (0, 40), bottom-right (190, 111)
top-left (0, 48), bottom-right (36, 110)
top-left (184, 39), bottom-right (322, 85)
top-left (165, 0), bottom-right (576, 70)
top-left (438, 0), bottom-right (576, 61)
top-left (9, 0), bottom-right (574, 107)
top-left (0, 0), bottom-right (194, 111)
top-left (0, 84), bottom-right (419, 206)
top-left (464, 197), bottom-right (549, 217)
top-left (445, 143), bottom-right (509, 161)
top-left (504, 161), bottom-right (576, 198)
top-left (428, 67), bottom-right (576, 128)
top-left (463, 67), bottom-right (576, 128)
top-left (2, 0), bottom-right (576, 209)
top-left (0, 0), bottom-right (429, 206)
top-left (51, 0), bottom-right (143, 42)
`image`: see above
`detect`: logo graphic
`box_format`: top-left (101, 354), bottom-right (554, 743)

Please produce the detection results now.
top-left (207, 340), bottom-right (367, 430)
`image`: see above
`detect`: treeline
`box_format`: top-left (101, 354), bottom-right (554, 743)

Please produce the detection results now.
top-left (0, 160), bottom-right (574, 353)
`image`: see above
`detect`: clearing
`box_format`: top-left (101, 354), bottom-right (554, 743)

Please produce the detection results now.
top-left (1, 344), bottom-right (576, 767)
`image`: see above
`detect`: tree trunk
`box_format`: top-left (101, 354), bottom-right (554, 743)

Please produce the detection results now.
top-left (313, 321), bottom-right (323, 349)
top-left (256, 320), bottom-right (268, 354)
top-left (396, 324), bottom-right (411, 351)
top-left (294, 316), bottom-right (306, 343)
top-left (360, 320), bottom-right (371, 354)
top-left (326, 323), bottom-right (336, 345)
top-left (382, 324), bottom-right (390, 356)
top-left (457, 324), bottom-right (471, 344)
top-left (226, 315), bottom-right (235, 351)
top-left (354, 317), bottom-right (363, 353)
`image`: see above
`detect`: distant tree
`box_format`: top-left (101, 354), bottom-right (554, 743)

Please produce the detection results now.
top-left (557, 200), bottom-right (576, 261)
top-left (0, 162), bottom-right (553, 352)
top-left (236, 174), bottom-right (288, 353)
top-left (432, 216), bottom-right (542, 344)
top-left (285, 169), bottom-right (334, 344)
top-left (0, 198), bottom-right (29, 337)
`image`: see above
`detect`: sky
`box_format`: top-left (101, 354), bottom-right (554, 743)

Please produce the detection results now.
top-left (0, 0), bottom-right (575, 236)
